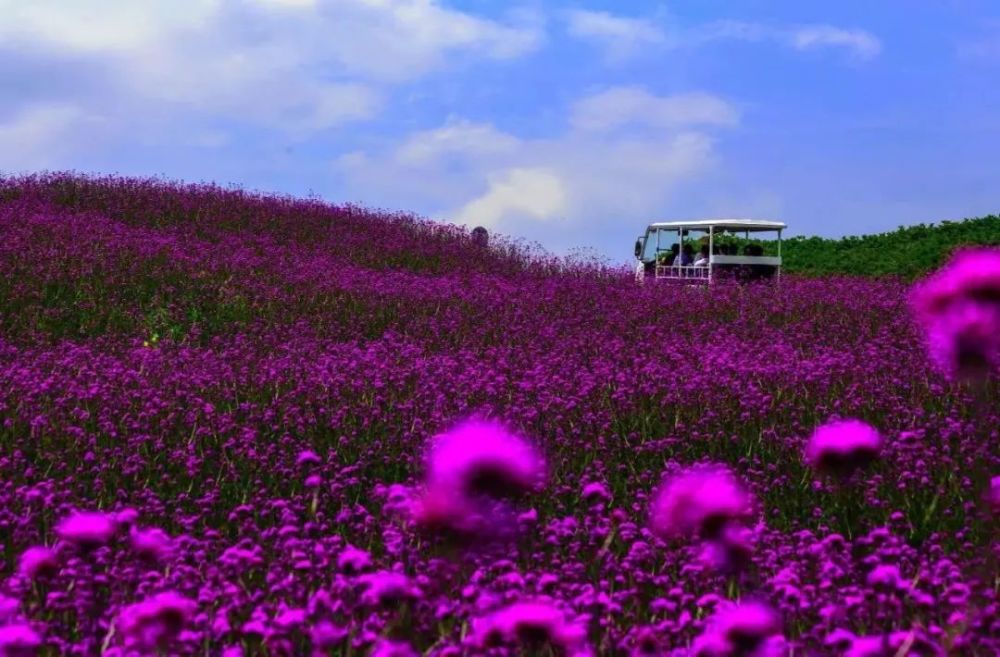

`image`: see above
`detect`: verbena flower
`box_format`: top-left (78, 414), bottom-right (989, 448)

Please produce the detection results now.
top-left (370, 639), bottom-right (419, 657)
top-left (296, 449), bottom-right (321, 466)
top-left (55, 511), bottom-right (117, 550)
top-left (701, 524), bottom-right (755, 575)
top-left (116, 591), bottom-right (196, 650)
top-left (650, 465), bottom-right (753, 541)
top-left (845, 630), bottom-right (941, 657)
top-left (471, 600), bottom-right (588, 652)
top-left (425, 419), bottom-right (545, 501)
top-left (581, 482), bottom-right (611, 503)
top-left (18, 547), bottom-right (58, 580)
top-left (804, 419), bottom-right (883, 478)
top-left (129, 527), bottom-right (173, 564)
top-left (358, 572), bottom-right (421, 607)
top-left (987, 475), bottom-right (1000, 515)
top-left (910, 247), bottom-right (1000, 381)
top-left (911, 247), bottom-right (1000, 316)
top-left (0, 623), bottom-right (42, 657)
top-left (629, 627), bottom-right (661, 656)
top-left (693, 601), bottom-right (782, 657)
top-left (336, 545), bottom-right (372, 574)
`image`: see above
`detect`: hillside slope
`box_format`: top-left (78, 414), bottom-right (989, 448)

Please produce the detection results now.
top-left (0, 171), bottom-right (997, 655)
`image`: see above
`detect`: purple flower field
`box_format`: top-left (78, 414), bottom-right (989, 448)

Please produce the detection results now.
top-left (0, 173), bottom-right (998, 656)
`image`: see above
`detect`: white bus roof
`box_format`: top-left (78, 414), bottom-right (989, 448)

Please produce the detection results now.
top-left (647, 219), bottom-right (786, 232)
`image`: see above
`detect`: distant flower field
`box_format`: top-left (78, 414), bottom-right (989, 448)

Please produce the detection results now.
top-left (0, 173), bottom-right (998, 656)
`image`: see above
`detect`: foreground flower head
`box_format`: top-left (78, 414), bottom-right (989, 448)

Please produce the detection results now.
top-left (371, 639), bottom-right (419, 657)
top-left (910, 247), bottom-right (1000, 381)
top-left (408, 485), bottom-right (498, 542)
top-left (987, 476), bottom-right (1000, 515)
top-left (924, 298), bottom-right (1000, 381)
top-left (425, 419), bottom-right (545, 500)
top-left (844, 630), bottom-right (942, 657)
top-left (55, 511), bottom-right (117, 550)
top-left (129, 527), bottom-right (173, 564)
top-left (471, 600), bottom-right (588, 653)
top-left (650, 465), bottom-right (753, 541)
top-left (699, 524), bottom-right (755, 575)
top-left (0, 623), bottom-right (42, 657)
top-left (18, 547), bottom-right (58, 580)
top-left (804, 419), bottom-right (883, 479)
top-left (336, 545), bottom-right (372, 574)
top-left (116, 591), bottom-right (196, 650)
top-left (358, 571), bottom-right (421, 607)
top-left (911, 247), bottom-right (1000, 318)
top-left (693, 601), bottom-right (782, 657)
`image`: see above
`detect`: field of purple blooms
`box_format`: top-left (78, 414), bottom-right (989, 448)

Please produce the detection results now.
top-left (0, 172), bottom-right (998, 657)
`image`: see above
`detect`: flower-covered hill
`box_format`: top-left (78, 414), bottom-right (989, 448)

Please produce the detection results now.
top-left (0, 171), bottom-right (997, 656)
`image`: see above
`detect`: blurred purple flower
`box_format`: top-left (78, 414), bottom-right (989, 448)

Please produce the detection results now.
top-left (18, 547), bottom-right (58, 580)
top-left (910, 247), bottom-right (1000, 381)
top-left (0, 623), bottom-right (42, 657)
top-left (336, 545), bottom-right (372, 574)
top-left (425, 419), bottom-right (545, 501)
top-left (309, 621), bottom-right (347, 650)
top-left (296, 449), bottom-right (321, 466)
top-left (130, 527), bottom-right (173, 564)
top-left (911, 247), bottom-right (1000, 317)
top-left (805, 419), bottom-right (883, 478)
top-left (408, 485), bottom-right (494, 541)
top-left (115, 508), bottom-right (139, 527)
top-left (650, 465), bottom-right (752, 541)
top-left (55, 511), bottom-right (117, 550)
top-left (471, 600), bottom-right (587, 652)
top-left (581, 482), bottom-right (611, 503)
top-left (116, 591), bottom-right (196, 650)
top-left (692, 601), bottom-right (782, 657)
top-left (371, 639), bottom-right (419, 657)
top-left (866, 564), bottom-right (902, 589)
top-left (845, 630), bottom-right (941, 657)
top-left (358, 572), bottom-right (421, 607)
top-left (987, 475), bottom-right (1000, 515)
top-left (629, 627), bottom-right (661, 656)
top-left (701, 524), bottom-right (755, 575)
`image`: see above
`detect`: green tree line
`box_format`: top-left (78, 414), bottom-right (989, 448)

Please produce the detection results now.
top-left (780, 214), bottom-right (1000, 278)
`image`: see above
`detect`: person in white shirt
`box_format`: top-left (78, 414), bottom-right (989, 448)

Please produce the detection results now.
top-left (693, 244), bottom-right (711, 267)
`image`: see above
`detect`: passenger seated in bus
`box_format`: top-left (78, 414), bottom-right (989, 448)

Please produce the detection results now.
top-left (693, 245), bottom-right (710, 266)
top-left (679, 244), bottom-right (695, 266)
top-left (666, 243), bottom-right (680, 265)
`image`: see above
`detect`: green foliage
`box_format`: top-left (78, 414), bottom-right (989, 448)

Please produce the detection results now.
top-left (780, 214), bottom-right (1000, 278)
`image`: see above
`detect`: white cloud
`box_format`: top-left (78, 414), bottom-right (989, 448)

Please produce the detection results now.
top-left (394, 118), bottom-right (523, 166)
top-left (0, 0), bottom-right (219, 53)
top-left (696, 20), bottom-right (882, 60)
top-left (563, 9), bottom-right (666, 62)
top-left (560, 9), bottom-right (882, 62)
top-left (790, 25), bottom-right (881, 59)
top-left (569, 87), bottom-right (738, 132)
top-left (298, 1), bottom-right (545, 82)
top-left (251, 0), bottom-right (317, 9)
top-left (0, 0), bottom-right (543, 141)
top-left (454, 167), bottom-right (568, 228)
top-left (334, 86), bottom-right (731, 237)
top-left (0, 102), bottom-right (110, 172)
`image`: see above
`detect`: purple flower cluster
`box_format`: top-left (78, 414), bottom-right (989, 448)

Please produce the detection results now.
top-left (0, 173), bottom-right (997, 655)
top-left (910, 247), bottom-right (1000, 381)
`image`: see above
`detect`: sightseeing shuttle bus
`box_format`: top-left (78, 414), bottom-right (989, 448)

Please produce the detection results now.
top-left (634, 219), bottom-right (786, 284)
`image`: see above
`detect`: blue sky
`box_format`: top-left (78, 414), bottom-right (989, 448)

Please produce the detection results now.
top-left (1, 0), bottom-right (999, 265)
